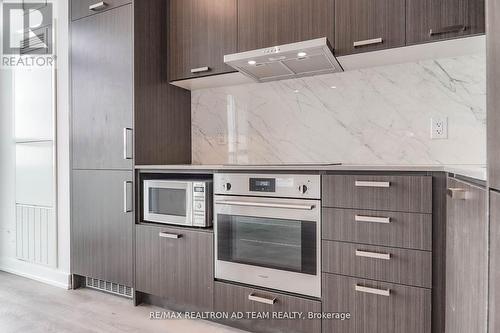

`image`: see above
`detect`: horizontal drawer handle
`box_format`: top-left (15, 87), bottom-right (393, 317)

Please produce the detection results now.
top-left (355, 181), bottom-right (391, 188)
top-left (355, 215), bottom-right (391, 224)
top-left (89, 1), bottom-right (108, 11)
top-left (248, 293), bottom-right (276, 305)
top-left (191, 66), bottom-right (210, 73)
top-left (159, 232), bottom-right (182, 239)
top-left (356, 250), bottom-right (391, 260)
top-left (353, 37), bottom-right (383, 47)
top-left (355, 285), bottom-right (391, 297)
top-left (430, 24), bottom-right (466, 36)
top-left (447, 188), bottom-right (467, 200)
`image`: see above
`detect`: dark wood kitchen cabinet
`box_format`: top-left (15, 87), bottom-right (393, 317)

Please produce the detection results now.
top-left (489, 190), bottom-right (500, 333)
top-left (214, 281), bottom-right (321, 333)
top-left (334, 0), bottom-right (406, 56)
top-left (71, 3), bottom-right (133, 170)
top-left (322, 274), bottom-right (431, 333)
top-left (70, 0), bottom-right (191, 289)
top-left (169, 0), bottom-right (237, 81)
top-left (237, 0), bottom-right (335, 52)
top-left (445, 177), bottom-right (487, 333)
top-left (406, 0), bottom-right (485, 45)
top-left (71, 170), bottom-right (134, 286)
top-left (135, 224), bottom-right (214, 311)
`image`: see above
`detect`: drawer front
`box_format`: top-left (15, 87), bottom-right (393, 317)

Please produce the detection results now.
top-left (71, 0), bottom-right (131, 21)
top-left (214, 281), bottom-right (321, 333)
top-left (322, 175), bottom-right (433, 213)
top-left (322, 208), bottom-right (432, 251)
top-left (135, 224), bottom-right (214, 310)
top-left (323, 273), bottom-right (431, 333)
top-left (322, 240), bottom-right (432, 288)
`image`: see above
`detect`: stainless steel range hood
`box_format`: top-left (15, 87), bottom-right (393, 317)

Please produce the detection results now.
top-left (224, 38), bottom-right (343, 83)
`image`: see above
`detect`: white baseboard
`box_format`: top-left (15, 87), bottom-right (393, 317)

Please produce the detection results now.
top-left (0, 257), bottom-right (71, 289)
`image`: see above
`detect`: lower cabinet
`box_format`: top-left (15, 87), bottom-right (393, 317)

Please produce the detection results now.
top-left (71, 170), bottom-right (133, 287)
top-left (322, 273), bottom-right (431, 333)
top-left (446, 178), bottom-right (487, 333)
top-left (135, 224), bottom-right (214, 310)
top-left (214, 281), bottom-right (321, 333)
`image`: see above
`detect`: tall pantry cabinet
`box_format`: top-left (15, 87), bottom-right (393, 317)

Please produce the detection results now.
top-left (70, 0), bottom-right (191, 289)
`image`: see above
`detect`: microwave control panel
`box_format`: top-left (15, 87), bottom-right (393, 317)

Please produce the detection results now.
top-left (192, 182), bottom-right (212, 227)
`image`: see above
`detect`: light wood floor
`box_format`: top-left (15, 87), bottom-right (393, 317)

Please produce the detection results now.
top-left (0, 271), bottom-right (245, 333)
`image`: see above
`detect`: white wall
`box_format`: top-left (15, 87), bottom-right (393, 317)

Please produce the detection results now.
top-left (192, 53), bottom-right (486, 166)
top-left (0, 0), bottom-right (71, 288)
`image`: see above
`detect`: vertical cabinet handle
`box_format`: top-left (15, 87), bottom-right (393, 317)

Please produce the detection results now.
top-left (355, 285), bottom-right (391, 297)
top-left (89, 1), bottom-right (108, 11)
top-left (123, 181), bottom-right (133, 213)
top-left (430, 24), bottom-right (466, 36)
top-left (355, 181), bottom-right (391, 188)
top-left (248, 293), bottom-right (276, 305)
top-left (353, 37), bottom-right (383, 47)
top-left (123, 128), bottom-right (133, 160)
top-left (191, 66), bottom-right (210, 74)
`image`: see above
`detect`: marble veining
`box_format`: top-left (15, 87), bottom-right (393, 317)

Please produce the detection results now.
top-left (192, 54), bottom-right (486, 165)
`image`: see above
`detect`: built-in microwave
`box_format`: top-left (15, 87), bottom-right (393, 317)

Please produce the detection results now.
top-left (143, 180), bottom-right (213, 227)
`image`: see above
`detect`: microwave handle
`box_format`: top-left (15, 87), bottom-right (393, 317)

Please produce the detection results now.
top-left (123, 181), bottom-right (133, 213)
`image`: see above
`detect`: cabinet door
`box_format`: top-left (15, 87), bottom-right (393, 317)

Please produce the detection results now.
top-left (71, 170), bottom-right (133, 286)
top-left (169, 0), bottom-right (237, 81)
top-left (71, 5), bottom-right (133, 170)
top-left (490, 190), bottom-right (500, 333)
top-left (71, 0), bottom-right (131, 21)
top-left (446, 178), bottom-right (487, 333)
top-left (237, 0), bottom-right (335, 52)
top-left (135, 224), bottom-right (214, 310)
top-left (334, 0), bottom-right (405, 56)
top-left (406, 0), bottom-right (485, 45)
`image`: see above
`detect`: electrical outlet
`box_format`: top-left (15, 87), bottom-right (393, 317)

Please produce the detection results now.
top-left (431, 117), bottom-right (448, 139)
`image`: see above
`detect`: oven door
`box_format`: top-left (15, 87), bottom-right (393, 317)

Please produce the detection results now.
top-left (143, 180), bottom-right (193, 226)
top-left (214, 195), bottom-right (321, 298)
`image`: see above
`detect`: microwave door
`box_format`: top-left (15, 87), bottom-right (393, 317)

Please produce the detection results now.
top-left (144, 180), bottom-right (193, 225)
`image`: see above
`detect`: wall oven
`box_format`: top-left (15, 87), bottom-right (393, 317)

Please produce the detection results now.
top-left (214, 173), bottom-right (321, 298)
top-left (143, 179), bottom-right (212, 227)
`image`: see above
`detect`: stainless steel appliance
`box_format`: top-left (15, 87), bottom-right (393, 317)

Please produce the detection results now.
top-left (224, 38), bottom-right (343, 83)
top-left (143, 180), bottom-right (212, 227)
top-left (214, 173), bottom-right (321, 297)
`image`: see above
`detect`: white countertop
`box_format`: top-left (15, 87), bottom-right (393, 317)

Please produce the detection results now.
top-left (136, 164), bottom-right (487, 181)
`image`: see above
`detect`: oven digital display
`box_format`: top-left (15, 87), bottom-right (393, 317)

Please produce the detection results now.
top-left (194, 186), bottom-right (205, 192)
top-left (249, 178), bottom-right (276, 192)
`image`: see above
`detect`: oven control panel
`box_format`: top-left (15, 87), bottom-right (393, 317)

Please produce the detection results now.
top-left (214, 173), bottom-right (321, 199)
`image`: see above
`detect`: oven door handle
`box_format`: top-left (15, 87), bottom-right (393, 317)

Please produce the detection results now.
top-left (215, 200), bottom-right (315, 210)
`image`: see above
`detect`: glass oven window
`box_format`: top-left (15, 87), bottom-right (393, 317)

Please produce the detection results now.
top-left (149, 188), bottom-right (186, 217)
top-left (217, 214), bottom-right (316, 275)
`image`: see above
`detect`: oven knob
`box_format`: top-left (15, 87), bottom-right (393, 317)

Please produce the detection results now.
top-left (299, 185), bottom-right (308, 194)
top-left (224, 183), bottom-right (232, 191)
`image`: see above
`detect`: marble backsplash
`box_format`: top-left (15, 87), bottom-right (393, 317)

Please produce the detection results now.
top-left (191, 54), bottom-right (486, 165)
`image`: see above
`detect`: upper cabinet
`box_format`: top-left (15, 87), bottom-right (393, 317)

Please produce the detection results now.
top-left (237, 0), bottom-right (335, 52)
top-left (334, 0), bottom-right (405, 56)
top-left (169, 0), bottom-right (238, 81)
top-left (406, 0), bottom-right (485, 44)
